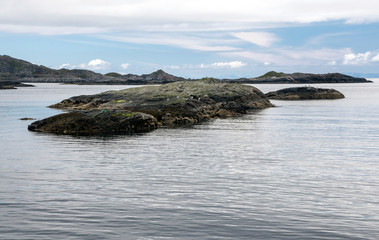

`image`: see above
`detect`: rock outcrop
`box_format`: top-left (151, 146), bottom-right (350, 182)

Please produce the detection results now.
top-left (265, 87), bottom-right (345, 100)
top-left (0, 81), bottom-right (34, 89)
top-left (28, 110), bottom-right (158, 135)
top-left (28, 79), bottom-right (273, 135)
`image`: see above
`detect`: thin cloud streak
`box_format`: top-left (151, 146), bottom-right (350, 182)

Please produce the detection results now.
top-left (101, 34), bottom-right (240, 52)
top-left (228, 48), bottom-right (353, 66)
top-left (232, 32), bottom-right (279, 47)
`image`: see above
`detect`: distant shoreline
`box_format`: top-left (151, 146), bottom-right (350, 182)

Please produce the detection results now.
top-left (1, 55), bottom-right (373, 86)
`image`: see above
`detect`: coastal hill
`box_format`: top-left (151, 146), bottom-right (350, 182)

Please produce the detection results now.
top-left (0, 55), bottom-right (372, 86)
top-left (222, 71), bottom-right (371, 84)
top-left (0, 55), bottom-right (185, 85)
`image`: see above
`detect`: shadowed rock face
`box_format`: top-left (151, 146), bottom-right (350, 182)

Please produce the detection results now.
top-left (28, 110), bottom-right (158, 135)
top-left (265, 87), bottom-right (345, 100)
top-left (28, 80), bottom-right (273, 135)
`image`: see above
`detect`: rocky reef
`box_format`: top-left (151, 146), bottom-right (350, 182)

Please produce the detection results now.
top-left (0, 81), bottom-right (34, 89)
top-left (265, 87), bottom-right (345, 100)
top-left (28, 79), bottom-right (273, 135)
top-left (28, 110), bottom-right (158, 135)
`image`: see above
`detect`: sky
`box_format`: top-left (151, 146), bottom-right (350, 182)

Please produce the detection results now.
top-left (1, 0), bottom-right (379, 78)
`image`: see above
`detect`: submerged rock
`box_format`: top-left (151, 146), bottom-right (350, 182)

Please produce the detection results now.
top-left (29, 80), bottom-right (273, 135)
top-left (28, 110), bottom-right (158, 135)
top-left (265, 87), bottom-right (345, 100)
top-left (19, 117), bottom-right (36, 121)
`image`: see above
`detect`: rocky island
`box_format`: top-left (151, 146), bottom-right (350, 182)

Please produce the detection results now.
top-left (0, 55), bottom-right (185, 85)
top-left (265, 87), bottom-right (345, 100)
top-left (28, 79), bottom-right (273, 135)
top-left (222, 71), bottom-right (371, 84)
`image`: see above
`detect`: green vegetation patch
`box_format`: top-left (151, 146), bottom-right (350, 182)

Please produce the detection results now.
top-left (112, 99), bottom-right (127, 103)
top-left (258, 71), bottom-right (287, 78)
top-left (105, 72), bottom-right (122, 78)
top-left (111, 112), bottom-right (137, 118)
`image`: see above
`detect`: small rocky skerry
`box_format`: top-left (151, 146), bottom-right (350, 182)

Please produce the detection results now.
top-left (28, 79), bottom-right (273, 135)
top-left (0, 81), bottom-right (34, 89)
top-left (265, 87), bottom-right (345, 100)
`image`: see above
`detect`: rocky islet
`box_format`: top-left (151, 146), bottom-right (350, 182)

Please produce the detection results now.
top-left (265, 87), bottom-right (345, 100)
top-left (28, 79), bottom-right (273, 135)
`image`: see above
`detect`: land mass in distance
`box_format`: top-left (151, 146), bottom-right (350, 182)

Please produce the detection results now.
top-left (0, 55), bottom-right (372, 89)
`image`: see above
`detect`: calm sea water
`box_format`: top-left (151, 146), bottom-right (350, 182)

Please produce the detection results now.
top-left (1, 81), bottom-right (378, 240)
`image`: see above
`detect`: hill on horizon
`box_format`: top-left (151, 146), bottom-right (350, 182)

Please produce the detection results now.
top-left (0, 55), bottom-right (371, 85)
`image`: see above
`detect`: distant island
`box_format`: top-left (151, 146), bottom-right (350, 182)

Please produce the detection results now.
top-left (222, 71), bottom-right (371, 84)
top-left (0, 55), bottom-right (372, 88)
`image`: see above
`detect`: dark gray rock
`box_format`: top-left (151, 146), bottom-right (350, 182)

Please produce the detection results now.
top-left (19, 118), bottom-right (36, 121)
top-left (0, 81), bottom-right (34, 89)
top-left (28, 110), bottom-right (158, 135)
top-left (265, 87), bottom-right (345, 100)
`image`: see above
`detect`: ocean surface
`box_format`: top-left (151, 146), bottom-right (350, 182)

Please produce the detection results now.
top-left (1, 80), bottom-right (378, 240)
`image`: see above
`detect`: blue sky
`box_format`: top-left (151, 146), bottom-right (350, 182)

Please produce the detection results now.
top-left (1, 0), bottom-right (379, 78)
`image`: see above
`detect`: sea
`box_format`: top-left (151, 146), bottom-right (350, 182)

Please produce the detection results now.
top-left (0, 80), bottom-right (378, 240)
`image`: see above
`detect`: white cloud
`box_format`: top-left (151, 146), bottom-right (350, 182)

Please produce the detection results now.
top-left (121, 63), bottom-right (130, 69)
top-left (82, 59), bottom-right (111, 70)
top-left (343, 52), bottom-right (372, 65)
top-left (328, 60), bottom-right (337, 66)
top-left (58, 59), bottom-right (111, 71)
top-left (232, 32), bottom-right (279, 47)
top-left (162, 62), bottom-right (247, 70)
top-left (102, 34), bottom-right (239, 52)
top-left (211, 61), bottom-right (247, 68)
top-left (59, 63), bottom-right (74, 69)
top-left (195, 61), bottom-right (247, 69)
top-left (229, 48), bottom-right (351, 66)
top-left (371, 54), bottom-right (379, 62)
top-left (168, 65), bottom-right (180, 69)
